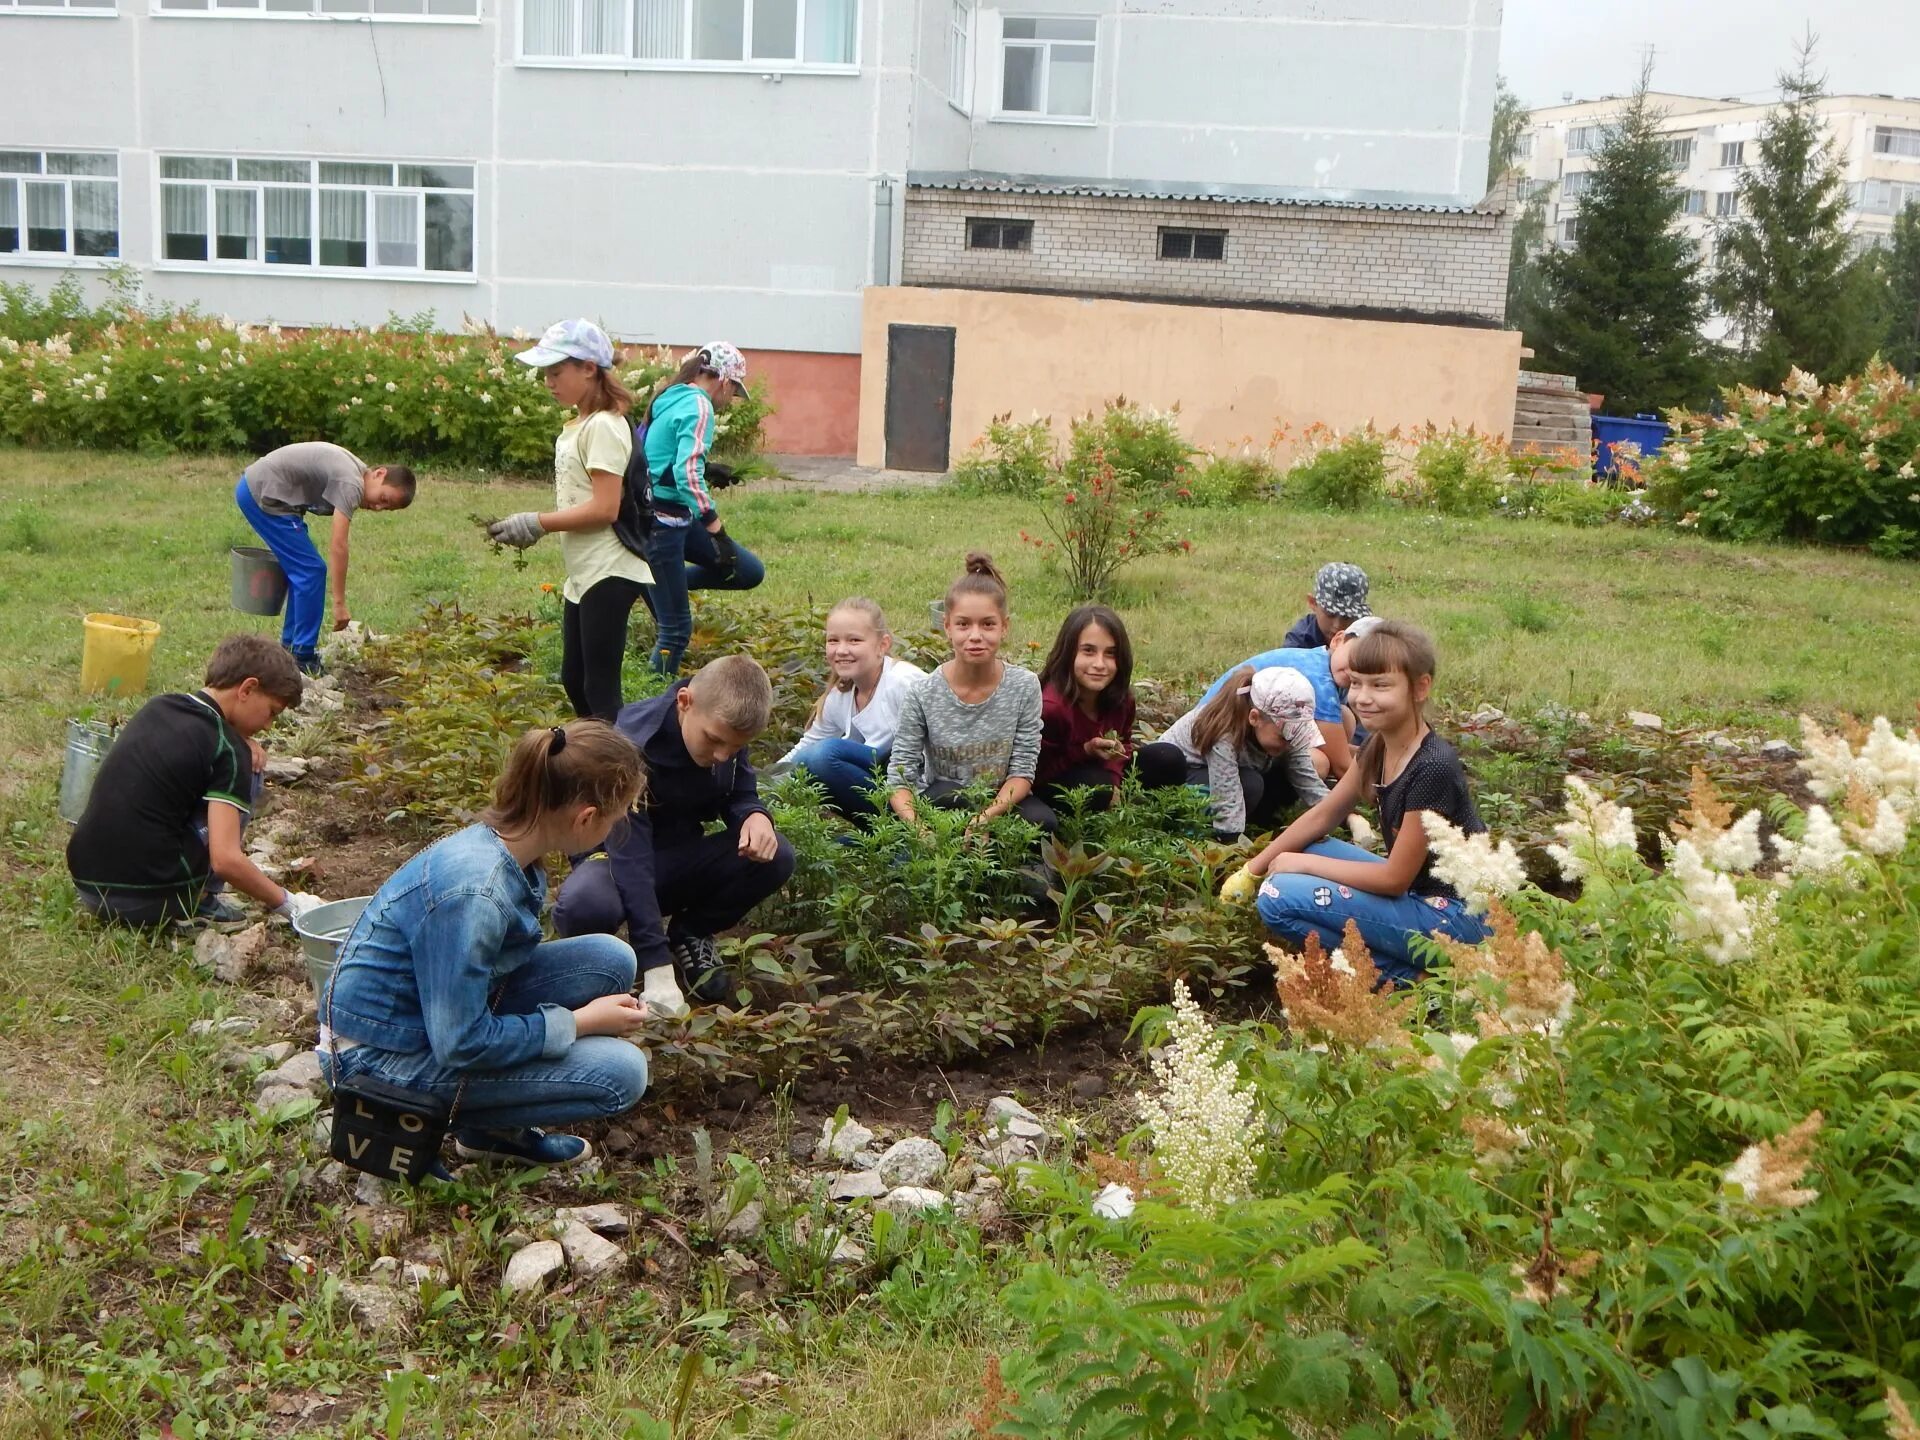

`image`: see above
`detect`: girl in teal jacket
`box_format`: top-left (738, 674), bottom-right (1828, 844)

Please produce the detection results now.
top-left (641, 342), bottom-right (766, 673)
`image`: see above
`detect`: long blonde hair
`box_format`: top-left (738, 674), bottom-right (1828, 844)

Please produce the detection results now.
top-left (807, 598), bottom-right (892, 726)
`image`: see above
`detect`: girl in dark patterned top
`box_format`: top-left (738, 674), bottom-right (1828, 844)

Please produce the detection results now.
top-left (1225, 620), bottom-right (1492, 984)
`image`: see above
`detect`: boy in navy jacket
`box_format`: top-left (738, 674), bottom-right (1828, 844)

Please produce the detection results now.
top-left (553, 655), bottom-right (794, 1015)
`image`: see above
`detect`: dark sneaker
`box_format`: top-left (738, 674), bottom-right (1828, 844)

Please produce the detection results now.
top-left (291, 651), bottom-right (324, 677)
top-left (668, 933), bottom-right (732, 1004)
top-left (452, 1128), bottom-right (594, 1168)
top-left (195, 892), bottom-right (249, 924)
top-left (414, 1160), bottom-right (457, 1185)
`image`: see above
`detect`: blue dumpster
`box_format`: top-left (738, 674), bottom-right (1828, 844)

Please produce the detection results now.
top-left (1592, 413), bottom-right (1670, 477)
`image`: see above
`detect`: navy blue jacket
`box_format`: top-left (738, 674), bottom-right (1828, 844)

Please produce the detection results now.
top-left (1282, 612), bottom-right (1327, 650)
top-left (605, 680), bottom-right (769, 970)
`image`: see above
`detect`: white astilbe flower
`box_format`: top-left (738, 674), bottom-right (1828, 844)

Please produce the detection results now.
top-left (1702, 809), bottom-right (1765, 873)
top-left (1845, 796), bottom-right (1908, 857)
top-left (1135, 980), bottom-right (1261, 1218)
top-left (1420, 812), bottom-right (1527, 915)
top-left (1722, 1112), bottom-right (1822, 1211)
top-left (1545, 776), bottom-right (1637, 882)
top-left (1798, 715), bottom-right (1920, 812)
top-left (1670, 840), bottom-right (1754, 964)
top-left (1770, 806), bottom-right (1856, 882)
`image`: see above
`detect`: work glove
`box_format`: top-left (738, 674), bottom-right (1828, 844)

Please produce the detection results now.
top-left (275, 891), bottom-right (329, 923)
top-left (1219, 866), bottom-right (1262, 907)
top-left (488, 512), bottom-right (546, 549)
top-left (708, 524), bottom-right (740, 582)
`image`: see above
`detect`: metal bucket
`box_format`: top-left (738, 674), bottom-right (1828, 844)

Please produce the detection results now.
top-left (59, 718), bottom-right (115, 825)
top-left (293, 895), bottom-right (372, 1002)
top-left (231, 546), bottom-right (289, 616)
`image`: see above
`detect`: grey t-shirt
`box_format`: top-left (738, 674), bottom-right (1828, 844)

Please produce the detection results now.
top-left (886, 664), bottom-right (1042, 792)
top-left (245, 442), bottom-right (367, 517)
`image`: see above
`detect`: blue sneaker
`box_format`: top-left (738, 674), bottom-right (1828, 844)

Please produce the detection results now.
top-left (195, 892), bottom-right (249, 924)
top-left (452, 1128), bottom-right (593, 1168)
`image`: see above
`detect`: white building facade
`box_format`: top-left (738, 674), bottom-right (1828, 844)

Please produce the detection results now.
top-left (2, 0), bottom-right (1505, 452)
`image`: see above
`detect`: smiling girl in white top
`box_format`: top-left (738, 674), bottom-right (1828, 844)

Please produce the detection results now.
top-left (783, 598), bottom-right (925, 822)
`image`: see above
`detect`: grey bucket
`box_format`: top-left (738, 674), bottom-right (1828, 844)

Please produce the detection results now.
top-left (59, 718), bottom-right (115, 825)
top-left (231, 546), bottom-right (289, 616)
top-left (293, 895), bottom-right (372, 1003)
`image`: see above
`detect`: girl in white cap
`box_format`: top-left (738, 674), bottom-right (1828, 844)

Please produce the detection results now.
top-left (1133, 666), bottom-right (1329, 842)
top-left (641, 342), bottom-right (766, 674)
top-left (492, 319), bottom-right (653, 721)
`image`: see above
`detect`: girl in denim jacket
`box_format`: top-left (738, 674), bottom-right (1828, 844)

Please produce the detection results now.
top-left (321, 720), bottom-right (650, 1178)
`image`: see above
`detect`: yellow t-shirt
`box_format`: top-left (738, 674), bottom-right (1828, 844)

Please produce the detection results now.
top-left (555, 410), bottom-right (652, 603)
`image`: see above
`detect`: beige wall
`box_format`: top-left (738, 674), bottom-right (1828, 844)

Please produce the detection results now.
top-left (857, 286), bottom-right (1524, 470)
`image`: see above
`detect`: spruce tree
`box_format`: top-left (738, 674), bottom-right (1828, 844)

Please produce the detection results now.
top-left (1528, 76), bottom-right (1710, 414)
top-left (1712, 41), bottom-right (1865, 385)
top-left (1883, 203), bottom-right (1920, 378)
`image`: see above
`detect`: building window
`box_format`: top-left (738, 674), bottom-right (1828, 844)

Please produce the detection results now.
top-left (1514, 132), bottom-right (1535, 161)
top-left (1159, 227), bottom-right (1225, 261)
top-left (1681, 189), bottom-right (1705, 215)
top-left (520, 0), bottom-right (857, 68)
top-left (1715, 191), bottom-right (1740, 218)
top-left (159, 0), bottom-right (475, 15)
top-left (947, 0), bottom-right (968, 107)
top-left (0, 150), bottom-right (118, 259)
top-left (1559, 217), bottom-right (1579, 245)
top-left (157, 156), bottom-right (474, 276)
top-left (1875, 126), bottom-right (1920, 159)
top-left (1660, 136), bottom-right (1694, 167)
top-left (998, 15), bottom-right (1094, 119)
top-left (0, 0), bottom-right (115, 11)
top-left (1719, 140), bottom-right (1745, 168)
top-left (1561, 169), bottom-right (1593, 199)
top-left (1854, 178), bottom-right (1920, 216)
top-left (966, 217), bottom-right (1031, 251)
top-left (1567, 125), bottom-right (1603, 155)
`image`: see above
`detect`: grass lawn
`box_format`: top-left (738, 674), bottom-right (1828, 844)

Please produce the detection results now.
top-left (1, 447), bottom-right (1917, 1435)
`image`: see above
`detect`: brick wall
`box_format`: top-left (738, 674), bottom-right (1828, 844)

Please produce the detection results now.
top-left (901, 187), bottom-right (1516, 325)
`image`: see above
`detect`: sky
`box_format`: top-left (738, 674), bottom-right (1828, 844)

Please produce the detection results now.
top-left (1499, 0), bottom-right (1920, 110)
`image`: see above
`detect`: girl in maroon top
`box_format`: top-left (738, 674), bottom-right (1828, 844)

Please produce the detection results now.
top-left (1033, 606), bottom-right (1138, 823)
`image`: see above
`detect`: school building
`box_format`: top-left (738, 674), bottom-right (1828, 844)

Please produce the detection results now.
top-left (1, 0), bottom-right (1520, 462)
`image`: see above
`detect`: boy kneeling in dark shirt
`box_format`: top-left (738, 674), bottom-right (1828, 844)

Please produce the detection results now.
top-left (553, 655), bottom-right (794, 1014)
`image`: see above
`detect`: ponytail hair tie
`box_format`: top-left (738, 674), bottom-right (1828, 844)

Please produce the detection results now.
top-left (549, 725), bottom-right (568, 754)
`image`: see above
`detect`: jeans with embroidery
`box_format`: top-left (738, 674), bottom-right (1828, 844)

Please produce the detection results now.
top-left (1254, 837), bottom-right (1490, 985)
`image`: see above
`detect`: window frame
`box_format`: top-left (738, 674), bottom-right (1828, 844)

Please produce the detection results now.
top-left (1659, 136), bottom-right (1693, 167)
top-left (947, 0), bottom-right (971, 113)
top-left (1874, 126), bottom-right (1920, 160)
top-left (516, 0), bottom-right (861, 73)
top-left (1718, 140), bottom-right (1745, 168)
top-left (1714, 190), bottom-right (1740, 218)
top-left (1567, 125), bottom-right (1602, 155)
top-left (151, 0), bottom-right (478, 22)
top-left (994, 13), bottom-right (1097, 124)
top-left (0, 149), bottom-right (121, 265)
top-left (0, 0), bottom-right (118, 16)
top-left (965, 216), bottom-right (1031, 252)
top-left (1681, 189), bottom-right (1706, 216)
top-left (1158, 226), bottom-right (1226, 262)
top-left (1854, 177), bottom-right (1920, 216)
top-left (152, 154), bottom-right (478, 282)
top-left (1560, 169), bottom-right (1592, 200)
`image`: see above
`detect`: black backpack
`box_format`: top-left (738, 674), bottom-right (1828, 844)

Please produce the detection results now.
top-left (611, 410), bottom-right (655, 557)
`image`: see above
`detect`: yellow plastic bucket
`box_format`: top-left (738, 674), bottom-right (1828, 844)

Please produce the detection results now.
top-left (80, 613), bottom-right (162, 695)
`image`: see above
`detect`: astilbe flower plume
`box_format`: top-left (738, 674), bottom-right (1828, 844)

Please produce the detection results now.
top-left (1770, 805), bottom-right (1857, 882)
top-left (1671, 767), bottom-right (1764, 873)
top-left (1798, 714), bottom-right (1920, 813)
top-left (1461, 1112), bottom-right (1529, 1172)
top-left (1134, 979), bottom-right (1261, 1217)
top-left (1886, 1388), bottom-right (1920, 1440)
top-left (1419, 812), bottom-right (1527, 914)
top-left (1841, 778), bottom-right (1910, 857)
top-left (1269, 922), bottom-right (1410, 1053)
top-left (1669, 839), bottom-right (1756, 963)
top-left (1437, 903), bottom-right (1575, 1038)
top-left (1722, 1111), bottom-right (1823, 1211)
top-left (1545, 776), bottom-right (1638, 882)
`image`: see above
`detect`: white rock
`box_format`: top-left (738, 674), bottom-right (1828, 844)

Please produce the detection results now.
top-left (877, 1186), bottom-right (949, 1217)
top-left (953, 1191), bottom-right (1003, 1225)
top-left (1091, 1183), bottom-right (1137, 1220)
top-left (554, 1202), bottom-right (632, 1238)
top-left (503, 1240), bottom-right (567, 1296)
top-left (500, 1229), bottom-right (535, 1253)
top-left (828, 1171), bottom-right (887, 1202)
top-left (249, 1041), bottom-right (297, 1066)
top-left (338, 1279), bottom-right (414, 1330)
top-left (264, 755), bottom-right (311, 782)
top-left (1761, 739), bottom-right (1800, 759)
top-left (254, 1049), bottom-right (325, 1098)
top-left (875, 1137), bottom-right (947, 1190)
top-left (1627, 711), bottom-right (1664, 731)
top-left (402, 1262), bottom-right (446, 1288)
top-left (1468, 706), bottom-right (1506, 724)
top-left (977, 1136), bottom-right (1036, 1167)
top-left (196, 922), bottom-right (270, 983)
top-left (815, 1115), bottom-right (875, 1163)
top-left (829, 1235), bottom-right (866, 1265)
top-left (190, 1016), bottom-right (259, 1038)
top-left (558, 1221), bottom-right (627, 1280)
top-left (355, 1172), bottom-right (396, 1207)
top-left (985, 1096), bottom-right (1042, 1130)
top-left (254, 1084), bottom-right (312, 1117)
top-left (719, 1199), bottom-right (765, 1242)
top-left (311, 1111), bottom-right (333, 1149)
top-left (316, 1160), bottom-right (352, 1189)
top-left (368, 1255), bottom-right (401, 1282)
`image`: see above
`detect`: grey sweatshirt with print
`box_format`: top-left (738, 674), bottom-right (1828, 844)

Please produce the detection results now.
top-left (1155, 706), bottom-right (1328, 837)
top-left (886, 665), bottom-right (1042, 792)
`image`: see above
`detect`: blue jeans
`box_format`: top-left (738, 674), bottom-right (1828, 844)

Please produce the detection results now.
top-left (320, 933), bottom-right (649, 1132)
top-left (643, 519), bottom-right (766, 674)
top-left (235, 476), bottom-right (327, 661)
top-left (1254, 838), bottom-right (1491, 985)
top-left (790, 738), bottom-right (887, 821)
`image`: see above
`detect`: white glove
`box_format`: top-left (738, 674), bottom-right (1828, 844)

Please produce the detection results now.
top-left (640, 967), bottom-right (689, 1021)
top-left (275, 891), bottom-right (329, 923)
top-left (488, 512), bottom-right (546, 549)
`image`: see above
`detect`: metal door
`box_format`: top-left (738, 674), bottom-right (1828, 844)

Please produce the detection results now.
top-left (883, 324), bottom-right (956, 472)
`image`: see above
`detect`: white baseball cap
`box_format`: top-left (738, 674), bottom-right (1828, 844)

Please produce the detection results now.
top-left (1243, 666), bottom-right (1324, 755)
top-left (515, 318), bottom-right (615, 369)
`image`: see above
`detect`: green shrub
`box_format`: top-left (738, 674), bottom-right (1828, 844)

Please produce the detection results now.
top-left (950, 414), bottom-right (1057, 495)
top-left (1645, 361), bottom-right (1920, 554)
top-left (1025, 449), bottom-right (1192, 603)
top-left (1503, 477), bottom-right (1635, 528)
top-left (1177, 449), bottom-right (1280, 507)
top-left (1280, 426), bottom-right (1388, 510)
top-left (1064, 398), bottom-right (1195, 497)
top-left (1411, 426), bottom-right (1510, 514)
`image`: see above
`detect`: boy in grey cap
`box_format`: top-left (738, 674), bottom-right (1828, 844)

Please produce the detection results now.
top-left (1281, 562), bottom-right (1370, 650)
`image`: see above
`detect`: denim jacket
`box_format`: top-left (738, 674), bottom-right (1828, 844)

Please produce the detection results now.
top-left (322, 824), bottom-right (576, 1068)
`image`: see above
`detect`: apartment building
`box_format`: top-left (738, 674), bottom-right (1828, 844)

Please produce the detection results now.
top-left (1522, 91), bottom-right (1920, 257)
top-left (2, 0), bottom-right (1510, 455)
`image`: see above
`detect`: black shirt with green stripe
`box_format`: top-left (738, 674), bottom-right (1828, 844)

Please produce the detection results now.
top-left (66, 691), bottom-right (252, 897)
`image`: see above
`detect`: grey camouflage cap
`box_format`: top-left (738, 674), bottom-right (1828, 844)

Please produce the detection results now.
top-left (1312, 562), bottom-right (1371, 620)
